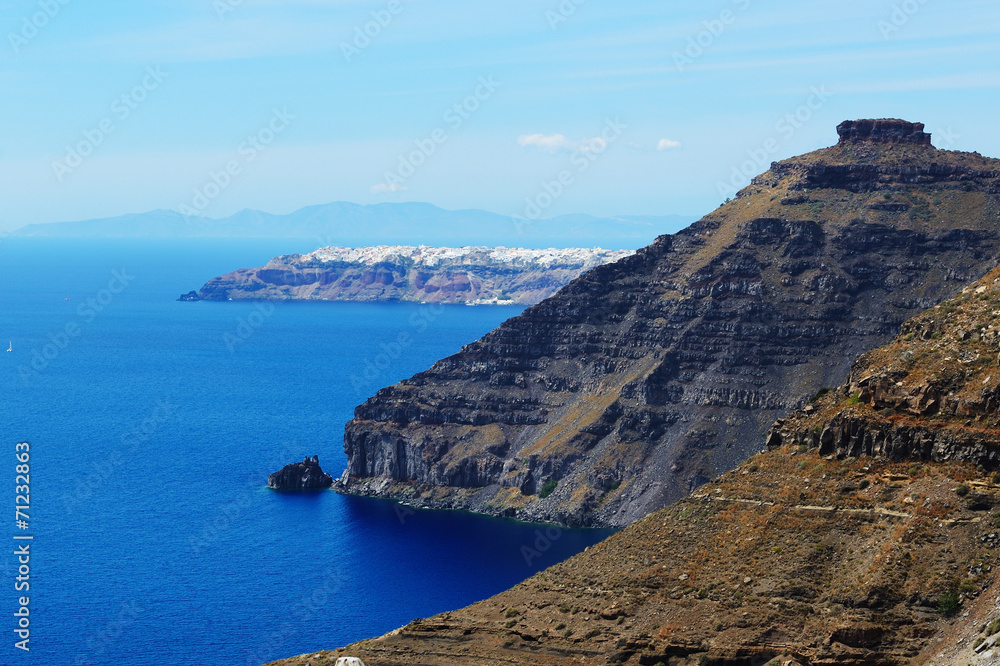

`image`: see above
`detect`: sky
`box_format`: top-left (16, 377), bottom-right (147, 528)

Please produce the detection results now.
top-left (0, 0), bottom-right (998, 231)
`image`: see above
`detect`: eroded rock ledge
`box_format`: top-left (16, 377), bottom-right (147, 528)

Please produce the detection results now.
top-left (768, 265), bottom-right (1000, 470)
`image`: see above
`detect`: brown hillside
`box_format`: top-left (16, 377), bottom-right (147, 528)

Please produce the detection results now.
top-left (269, 452), bottom-right (999, 666)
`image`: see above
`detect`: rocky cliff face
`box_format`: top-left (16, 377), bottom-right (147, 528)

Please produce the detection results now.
top-left (185, 246), bottom-right (632, 306)
top-left (767, 265), bottom-right (1000, 470)
top-left (267, 455), bottom-right (333, 490)
top-left (268, 264), bottom-right (1000, 666)
top-left (339, 120), bottom-right (1000, 528)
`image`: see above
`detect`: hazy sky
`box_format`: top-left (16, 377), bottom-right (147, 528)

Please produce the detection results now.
top-left (1, 0), bottom-right (998, 231)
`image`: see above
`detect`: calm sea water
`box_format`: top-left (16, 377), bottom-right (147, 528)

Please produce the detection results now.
top-left (0, 238), bottom-right (614, 665)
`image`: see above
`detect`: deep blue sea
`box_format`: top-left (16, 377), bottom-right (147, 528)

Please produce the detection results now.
top-left (0, 238), bottom-right (613, 665)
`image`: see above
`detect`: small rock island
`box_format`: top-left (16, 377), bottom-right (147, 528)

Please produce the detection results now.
top-left (267, 455), bottom-right (334, 490)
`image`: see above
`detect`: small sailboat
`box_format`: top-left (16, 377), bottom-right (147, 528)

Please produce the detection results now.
top-left (6, 341), bottom-right (11, 352)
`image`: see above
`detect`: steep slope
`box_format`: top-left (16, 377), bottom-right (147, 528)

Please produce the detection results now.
top-left (268, 263), bottom-right (1000, 666)
top-left (182, 246), bottom-right (632, 306)
top-left (338, 119), bottom-right (1000, 528)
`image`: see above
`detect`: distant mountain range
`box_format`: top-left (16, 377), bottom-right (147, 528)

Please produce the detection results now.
top-left (10, 202), bottom-right (696, 250)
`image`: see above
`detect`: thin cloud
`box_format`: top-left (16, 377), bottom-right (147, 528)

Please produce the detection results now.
top-left (517, 133), bottom-right (607, 153)
top-left (517, 133), bottom-right (575, 153)
top-left (657, 139), bottom-right (682, 150)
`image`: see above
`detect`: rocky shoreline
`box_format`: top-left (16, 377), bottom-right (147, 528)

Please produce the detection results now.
top-left (332, 475), bottom-right (606, 526)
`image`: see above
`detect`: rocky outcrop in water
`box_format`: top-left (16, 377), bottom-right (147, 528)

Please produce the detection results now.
top-left (267, 456), bottom-right (333, 490)
top-left (183, 246), bottom-right (632, 306)
top-left (339, 120), bottom-right (1000, 528)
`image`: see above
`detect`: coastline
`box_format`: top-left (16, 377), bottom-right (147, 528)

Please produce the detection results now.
top-left (334, 476), bottom-right (621, 528)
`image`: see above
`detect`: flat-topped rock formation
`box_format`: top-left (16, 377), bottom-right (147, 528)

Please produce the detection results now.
top-left (182, 246), bottom-right (633, 306)
top-left (338, 119), bottom-right (1000, 528)
top-left (837, 118), bottom-right (932, 146)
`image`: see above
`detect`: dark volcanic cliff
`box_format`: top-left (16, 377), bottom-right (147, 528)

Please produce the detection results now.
top-left (339, 119), bottom-right (1000, 528)
top-left (269, 258), bottom-right (1000, 666)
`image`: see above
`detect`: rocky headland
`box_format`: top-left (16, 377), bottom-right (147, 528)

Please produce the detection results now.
top-left (181, 246), bottom-right (633, 306)
top-left (337, 119), bottom-right (1000, 528)
top-left (267, 455), bottom-right (334, 490)
top-left (268, 257), bottom-right (1000, 666)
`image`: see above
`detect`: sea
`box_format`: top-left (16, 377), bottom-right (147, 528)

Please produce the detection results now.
top-left (0, 238), bottom-right (614, 665)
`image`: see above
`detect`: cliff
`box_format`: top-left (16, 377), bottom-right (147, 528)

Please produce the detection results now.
top-left (338, 120), bottom-right (1000, 527)
top-left (183, 246), bottom-right (632, 306)
top-left (766, 265), bottom-right (1000, 469)
top-left (267, 263), bottom-right (1000, 666)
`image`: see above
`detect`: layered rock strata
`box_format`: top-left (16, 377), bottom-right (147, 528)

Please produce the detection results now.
top-left (767, 265), bottom-right (1000, 470)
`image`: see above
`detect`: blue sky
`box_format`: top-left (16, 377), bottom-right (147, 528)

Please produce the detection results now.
top-left (1, 0), bottom-right (998, 231)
